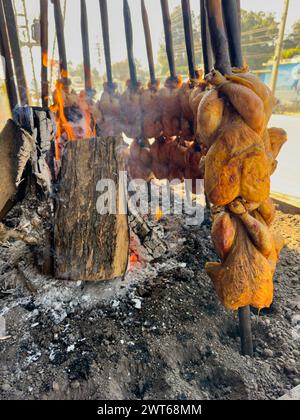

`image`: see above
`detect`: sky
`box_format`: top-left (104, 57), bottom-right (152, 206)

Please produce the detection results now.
top-left (11, 0), bottom-right (300, 88)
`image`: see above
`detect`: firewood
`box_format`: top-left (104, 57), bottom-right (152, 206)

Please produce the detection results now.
top-left (0, 120), bottom-right (35, 220)
top-left (54, 136), bottom-right (129, 281)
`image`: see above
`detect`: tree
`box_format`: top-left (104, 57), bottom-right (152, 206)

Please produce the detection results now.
top-left (241, 11), bottom-right (278, 70)
top-left (111, 59), bottom-right (148, 85)
top-left (283, 19), bottom-right (300, 50)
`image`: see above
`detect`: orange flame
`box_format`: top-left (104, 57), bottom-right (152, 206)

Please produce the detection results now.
top-left (155, 207), bottom-right (164, 221)
top-left (50, 80), bottom-right (75, 160)
top-left (42, 52), bottom-right (48, 68)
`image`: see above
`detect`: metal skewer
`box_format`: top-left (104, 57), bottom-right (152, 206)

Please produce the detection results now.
top-left (160, 0), bottom-right (176, 80)
top-left (141, 0), bottom-right (156, 86)
top-left (2, 0), bottom-right (29, 105)
top-left (181, 0), bottom-right (196, 80)
top-left (0, 0), bottom-right (18, 110)
top-left (205, 0), bottom-right (231, 75)
top-left (200, 0), bottom-right (213, 75)
top-left (51, 0), bottom-right (68, 80)
top-left (40, 0), bottom-right (49, 107)
top-left (99, 0), bottom-right (114, 92)
top-left (80, 0), bottom-right (92, 92)
top-left (222, 0), bottom-right (243, 68)
top-left (123, 0), bottom-right (138, 88)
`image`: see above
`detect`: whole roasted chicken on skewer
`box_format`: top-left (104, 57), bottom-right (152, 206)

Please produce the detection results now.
top-left (199, 69), bottom-right (287, 310)
top-left (93, 83), bottom-right (122, 137)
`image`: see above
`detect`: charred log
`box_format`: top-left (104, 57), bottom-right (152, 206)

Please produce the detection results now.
top-left (54, 136), bottom-right (129, 281)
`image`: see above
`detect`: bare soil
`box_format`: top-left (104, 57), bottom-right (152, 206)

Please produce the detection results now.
top-left (0, 203), bottom-right (299, 400)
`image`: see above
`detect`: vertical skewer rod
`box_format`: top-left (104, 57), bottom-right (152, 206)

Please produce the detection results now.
top-left (238, 306), bottom-right (254, 356)
top-left (2, 0), bottom-right (28, 105)
top-left (40, 0), bottom-right (49, 107)
top-left (123, 0), bottom-right (138, 88)
top-left (181, 0), bottom-right (196, 80)
top-left (80, 0), bottom-right (92, 92)
top-left (222, 0), bottom-right (243, 68)
top-left (99, 0), bottom-right (114, 91)
top-left (52, 0), bottom-right (68, 78)
top-left (0, 0), bottom-right (18, 110)
top-left (160, 0), bottom-right (176, 79)
top-left (205, 0), bottom-right (231, 75)
top-left (200, 0), bottom-right (213, 75)
top-left (141, 0), bottom-right (156, 86)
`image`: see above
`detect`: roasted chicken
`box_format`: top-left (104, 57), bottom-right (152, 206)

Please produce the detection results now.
top-left (120, 81), bottom-right (144, 139)
top-left (206, 199), bottom-right (284, 310)
top-left (96, 83), bottom-right (122, 137)
top-left (140, 81), bottom-right (163, 139)
top-left (158, 76), bottom-right (183, 138)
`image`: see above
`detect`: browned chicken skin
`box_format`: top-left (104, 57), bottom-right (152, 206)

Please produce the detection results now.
top-left (120, 81), bottom-right (144, 139)
top-left (158, 76), bottom-right (183, 138)
top-left (140, 81), bottom-right (163, 139)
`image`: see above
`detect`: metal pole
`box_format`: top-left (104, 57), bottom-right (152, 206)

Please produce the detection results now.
top-left (222, 0), bottom-right (243, 68)
top-left (238, 306), bottom-right (254, 357)
top-left (270, 0), bottom-right (289, 95)
top-left (205, 0), bottom-right (231, 75)
top-left (200, 0), bottom-right (213, 75)
top-left (40, 0), bottom-right (49, 107)
top-left (99, 0), bottom-right (114, 91)
top-left (0, 1), bottom-right (18, 110)
top-left (51, 0), bottom-right (68, 79)
top-left (141, 0), bottom-right (156, 86)
top-left (80, 0), bottom-right (92, 92)
top-left (2, 0), bottom-right (29, 105)
top-left (160, 0), bottom-right (176, 79)
top-left (181, 0), bottom-right (196, 80)
top-left (123, 0), bottom-right (138, 88)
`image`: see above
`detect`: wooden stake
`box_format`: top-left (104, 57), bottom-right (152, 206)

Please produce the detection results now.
top-left (0, 0), bottom-right (18, 110)
top-left (238, 306), bottom-right (254, 356)
top-left (2, 0), bottom-right (29, 105)
top-left (200, 0), bottom-right (213, 75)
top-left (160, 0), bottom-right (176, 79)
top-left (141, 0), bottom-right (156, 86)
top-left (99, 0), bottom-right (114, 92)
top-left (80, 0), bottom-right (92, 92)
top-left (181, 0), bottom-right (196, 80)
top-left (40, 0), bottom-right (49, 108)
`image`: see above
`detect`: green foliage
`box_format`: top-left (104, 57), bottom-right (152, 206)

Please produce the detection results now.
top-left (111, 59), bottom-right (148, 86)
top-left (240, 10), bottom-right (278, 70)
top-left (157, 6), bottom-right (202, 79)
top-left (284, 19), bottom-right (300, 49)
top-left (281, 48), bottom-right (300, 59)
top-left (157, 7), bottom-right (279, 75)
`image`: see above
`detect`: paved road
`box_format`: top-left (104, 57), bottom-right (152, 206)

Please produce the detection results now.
top-left (270, 115), bottom-right (300, 198)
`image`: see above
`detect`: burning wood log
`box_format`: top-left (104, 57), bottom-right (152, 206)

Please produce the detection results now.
top-left (54, 136), bottom-right (129, 281)
top-left (0, 107), bottom-right (55, 221)
top-left (1, 0), bottom-right (29, 106)
top-left (0, 0), bottom-right (18, 111)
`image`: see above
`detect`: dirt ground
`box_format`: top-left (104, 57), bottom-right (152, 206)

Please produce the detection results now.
top-left (0, 202), bottom-right (299, 400)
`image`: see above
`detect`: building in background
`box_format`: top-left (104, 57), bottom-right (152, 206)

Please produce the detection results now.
top-left (257, 57), bottom-right (300, 108)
